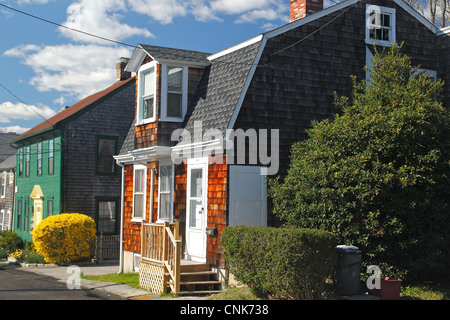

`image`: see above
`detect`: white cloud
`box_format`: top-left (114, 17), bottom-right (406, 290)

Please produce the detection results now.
top-left (16, 0), bottom-right (55, 4)
top-left (0, 101), bottom-right (56, 123)
top-left (127, 0), bottom-right (188, 24)
top-left (126, 0), bottom-right (287, 24)
top-left (0, 126), bottom-right (30, 134)
top-left (60, 0), bottom-right (153, 44)
top-left (4, 44), bottom-right (133, 104)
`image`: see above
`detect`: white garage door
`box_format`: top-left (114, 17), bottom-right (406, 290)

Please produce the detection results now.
top-left (229, 166), bottom-right (267, 226)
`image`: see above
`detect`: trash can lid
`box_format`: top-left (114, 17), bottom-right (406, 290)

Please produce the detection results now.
top-left (336, 245), bottom-right (361, 254)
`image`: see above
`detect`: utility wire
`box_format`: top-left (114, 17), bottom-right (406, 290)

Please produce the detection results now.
top-left (0, 2), bottom-right (137, 48)
top-left (270, 2), bottom-right (355, 57)
top-left (0, 82), bottom-right (55, 128)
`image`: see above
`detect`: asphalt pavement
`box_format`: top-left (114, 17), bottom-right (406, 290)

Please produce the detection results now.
top-left (0, 259), bottom-right (164, 300)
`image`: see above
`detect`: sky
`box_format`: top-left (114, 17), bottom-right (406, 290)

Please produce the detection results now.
top-left (0, 0), bottom-right (337, 135)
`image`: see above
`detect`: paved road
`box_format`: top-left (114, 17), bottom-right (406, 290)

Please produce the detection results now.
top-left (0, 264), bottom-right (124, 300)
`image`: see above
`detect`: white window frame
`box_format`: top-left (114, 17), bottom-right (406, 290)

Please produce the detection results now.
top-left (157, 161), bottom-right (174, 223)
top-left (365, 5), bottom-right (396, 47)
top-left (136, 61), bottom-right (157, 125)
top-left (160, 65), bottom-right (188, 122)
top-left (132, 165), bottom-right (147, 222)
top-left (1, 172), bottom-right (6, 198)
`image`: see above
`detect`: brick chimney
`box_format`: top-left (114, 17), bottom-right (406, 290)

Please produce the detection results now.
top-left (116, 57), bottom-right (131, 81)
top-left (290, 0), bottom-right (323, 22)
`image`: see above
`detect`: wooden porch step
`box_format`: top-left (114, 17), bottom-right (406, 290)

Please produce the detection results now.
top-left (175, 290), bottom-right (223, 295)
top-left (180, 270), bottom-right (216, 277)
top-left (167, 261), bottom-right (222, 296)
top-left (172, 280), bottom-right (222, 286)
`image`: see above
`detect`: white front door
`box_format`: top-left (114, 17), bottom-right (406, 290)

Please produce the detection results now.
top-left (185, 158), bottom-right (208, 262)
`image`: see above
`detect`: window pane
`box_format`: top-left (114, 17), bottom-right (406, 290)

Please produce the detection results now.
top-left (134, 194), bottom-right (143, 218)
top-left (143, 68), bottom-right (155, 96)
top-left (37, 142), bottom-right (42, 175)
top-left (189, 199), bottom-right (202, 228)
top-left (382, 14), bottom-right (390, 27)
top-left (135, 169), bottom-right (144, 193)
top-left (48, 200), bottom-right (53, 217)
top-left (98, 138), bottom-right (115, 174)
top-left (48, 140), bottom-right (54, 174)
top-left (190, 169), bottom-right (203, 198)
top-left (167, 67), bottom-right (182, 92)
top-left (143, 96), bottom-right (154, 119)
top-left (167, 93), bottom-right (182, 118)
top-left (382, 29), bottom-right (389, 41)
top-left (159, 194), bottom-right (171, 221)
top-left (99, 201), bottom-right (116, 234)
top-left (160, 165), bottom-right (172, 192)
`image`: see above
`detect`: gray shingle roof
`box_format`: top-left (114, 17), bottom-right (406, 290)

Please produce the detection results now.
top-left (140, 44), bottom-right (211, 66)
top-left (119, 120), bottom-right (136, 156)
top-left (180, 40), bottom-right (262, 144)
top-left (0, 133), bottom-right (18, 163)
top-left (0, 154), bottom-right (16, 170)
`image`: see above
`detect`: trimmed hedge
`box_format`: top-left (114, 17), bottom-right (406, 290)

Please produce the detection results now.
top-left (221, 226), bottom-right (338, 300)
top-left (33, 213), bottom-right (96, 264)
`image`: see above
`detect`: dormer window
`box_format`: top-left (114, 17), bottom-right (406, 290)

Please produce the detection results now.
top-left (161, 65), bottom-right (188, 122)
top-left (136, 62), bottom-right (188, 125)
top-left (138, 62), bottom-right (156, 124)
top-left (366, 5), bottom-right (396, 46)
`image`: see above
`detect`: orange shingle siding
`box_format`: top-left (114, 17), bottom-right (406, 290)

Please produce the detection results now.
top-left (207, 155), bottom-right (228, 267)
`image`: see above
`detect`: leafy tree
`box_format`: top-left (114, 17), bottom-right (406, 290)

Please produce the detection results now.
top-left (269, 45), bottom-right (450, 280)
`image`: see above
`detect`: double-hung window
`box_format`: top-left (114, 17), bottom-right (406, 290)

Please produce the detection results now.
top-left (161, 65), bottom-right (188, 121)
top-left (138, 62), bottom-right (156, 124)
top-left (1, 172), bottom-right (6, 198)
top-left (25, 146), bottom-right (30, 177)
top-left (366, 5), bottom-right (396, 46)
top-left (137, 62), bottom-right (188, 125)
top-left (18, 148), bottom-right (23, 177)
top-left (133, 166), bottom-right (146, 221)
top-left (158, 163), bottom-right (173, 222)
top-left (96, 136), bottom-right (117, 174)
top-left (48, 139), bottom-right (54, 174)
top-left (37, 142), bottom-right (42, 176)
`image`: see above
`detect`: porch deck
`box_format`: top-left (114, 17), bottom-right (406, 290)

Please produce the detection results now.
top-left (139, 221), bottom-right (222, 295)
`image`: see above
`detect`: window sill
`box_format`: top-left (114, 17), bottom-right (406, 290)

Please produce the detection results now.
top-left (365, 39), bottom-right (394, 47)
top-left (136, 118), bottom-right (156, 126)
top-left (131, 218), bottom-right (146, 223)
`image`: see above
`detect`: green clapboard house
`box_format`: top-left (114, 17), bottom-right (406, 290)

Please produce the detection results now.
top-left (10, 62), bottom-right (135, 242)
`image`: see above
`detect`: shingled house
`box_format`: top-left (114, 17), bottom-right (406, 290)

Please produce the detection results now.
top-left (0, 133), bottom-right (18, 231)
top-left (10, 59), bottom-right (135, 243)
top-left (114, 0), bottom-right (450, 294)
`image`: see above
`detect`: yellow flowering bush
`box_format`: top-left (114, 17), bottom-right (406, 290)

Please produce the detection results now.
top-left (33, 213), bottom-right (96, 264)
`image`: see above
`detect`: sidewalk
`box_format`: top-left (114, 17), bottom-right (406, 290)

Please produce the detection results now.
top-left (1, 260), bottom-right (206, 300)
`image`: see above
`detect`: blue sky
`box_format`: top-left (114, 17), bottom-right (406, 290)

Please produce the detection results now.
top-left (3, 0), bottom-right (337, 134)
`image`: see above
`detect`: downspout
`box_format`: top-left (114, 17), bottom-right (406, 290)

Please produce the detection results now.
top-left (117, 162), bottom-right (125, 274)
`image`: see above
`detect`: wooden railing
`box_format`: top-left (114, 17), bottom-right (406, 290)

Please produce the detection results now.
top-left (141, 220), bottom-right (181, 293)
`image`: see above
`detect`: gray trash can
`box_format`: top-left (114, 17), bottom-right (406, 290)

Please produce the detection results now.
top-left (335, 245), bottom-right (361, 296)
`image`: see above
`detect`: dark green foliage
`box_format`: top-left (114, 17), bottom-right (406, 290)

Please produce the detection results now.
top-left (0, 231), bottom-right (24, 254)
top-left (221, 226), bottom-right (338, 299)
top-left (268, 45), bottom-right (450, 280)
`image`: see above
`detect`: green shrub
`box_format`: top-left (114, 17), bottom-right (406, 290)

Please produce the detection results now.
top-left (0, 231), bottom-right (24, 254)
top-left (221, 226), bottom-right (338, 300)
top-left (268, 45), bottom-right (450, 280)
top-left (0, 248), bottom-right (7, 259)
